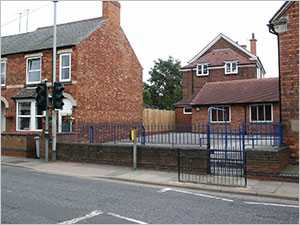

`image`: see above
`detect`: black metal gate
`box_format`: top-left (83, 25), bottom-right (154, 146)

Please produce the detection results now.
top-left (178, 107), bottom-right (247, 187)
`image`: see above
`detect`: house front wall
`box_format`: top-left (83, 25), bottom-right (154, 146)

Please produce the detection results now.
top-left (191, 103), bottom-right (280, 127)
top-left (182, 66), bottom-right (257, 99)
top-left (279, 1), bottom-right (299, 162)
top-left (1, 48), bottom-right (77, 133)
top-left (75, 20), bottom-right (143, 124)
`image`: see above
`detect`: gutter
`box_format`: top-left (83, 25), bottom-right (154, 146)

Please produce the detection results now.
top-left (267, 23), bottom-right (282, 123)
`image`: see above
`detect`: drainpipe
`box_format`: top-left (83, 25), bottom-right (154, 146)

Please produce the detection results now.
top-left (191, 68), bottom-right (194, 95)
top-left (267, 23), bottom-right (282, 123)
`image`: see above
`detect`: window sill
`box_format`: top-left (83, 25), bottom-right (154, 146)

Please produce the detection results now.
top-left (59, 80), bottom-right (72, 85)
top-left (196, 74), bottom-right (209, 77)
top-left (25, 83), bottom-right (39, 87)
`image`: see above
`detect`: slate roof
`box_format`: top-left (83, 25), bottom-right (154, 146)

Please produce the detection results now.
top-left (191, 78), bottom-right (279, 106)
top-left (1, 17), bottom-right (108, 56)
top-left (11, 88), bottom-right (37, 99)
top-left (182, 48), bottom-right (254, 69)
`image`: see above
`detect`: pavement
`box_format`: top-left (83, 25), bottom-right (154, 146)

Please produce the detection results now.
top-left (1, 155), bottom-right (299, 201)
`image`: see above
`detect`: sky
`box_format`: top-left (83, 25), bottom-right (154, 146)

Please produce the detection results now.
top-left (1, 1), bottom-right (284, 82)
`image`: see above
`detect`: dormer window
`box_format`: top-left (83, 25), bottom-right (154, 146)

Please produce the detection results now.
top-left (197, 64), bottom-right (209, 76)
top-left (225, 61), bottom-right (238, 74)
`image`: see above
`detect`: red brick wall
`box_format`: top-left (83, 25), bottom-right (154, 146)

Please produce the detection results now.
top-left (75, 21), bottom-right (143, 124)
top-left (1, 48), bottom-right (77, 132)
top-left (192, 103), bottom-right (280, 126)
top-left (175, 107), bottom-right (192, 125)
top-left (181, 38), bottom-right (257, 100)
top-left (1, 19), bottom-right (143, 132)
top-left (279, 2), bottom-right (299, 162)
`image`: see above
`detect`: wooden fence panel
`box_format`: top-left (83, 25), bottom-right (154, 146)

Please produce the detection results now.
top-left (143, 108), bottom-right (175, 128)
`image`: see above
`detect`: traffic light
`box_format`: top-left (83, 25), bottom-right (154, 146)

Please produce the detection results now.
top-left (36, 83), bottom-right (47, 112)
top-left (52, 82), bottom-right (64, 109)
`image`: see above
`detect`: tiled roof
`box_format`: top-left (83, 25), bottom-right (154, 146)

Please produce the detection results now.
top-left (11, 88), bottom-right (37, 99)
top-left (182, 48), bottom-right (254, 69)
top-left (174, 94), bottom-right (197, 107)
top-left (1, 17), bottom-right (108, 56)
top-left (191, 78), bottom-right (279, 105)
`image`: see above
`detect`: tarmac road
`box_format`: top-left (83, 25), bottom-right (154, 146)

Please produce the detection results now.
top-left (2, 165), bottom-right (299, 224)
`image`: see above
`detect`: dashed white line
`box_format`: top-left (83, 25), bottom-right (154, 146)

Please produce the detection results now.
top-left (244, 201), bottom-right (299, 208)
top-left (107, 212), bottom-right (148, 224)
top-left (158, 188), bottom-right (234, 202)
top-left (59, 210), bottom-right (103, 224)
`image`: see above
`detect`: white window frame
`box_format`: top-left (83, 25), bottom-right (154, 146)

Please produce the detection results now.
top-left (225, 61), bottom-right (238, 74)
top-left (1, 60), bottom-right (6, 86)
top-left (196, 64), bottom-right (209, 76)
top-left (249, 104), bottom-right (273, 123)
top-left (58, 98), bottom-right (73, 133)
top-left (26, 57), bottom-right (42, 84)
top-left (183, 107), bottom-right (192, 114)
top-left (16, 99), bottom-right (44, 131)
top-left (59, 53), bottom-right (71, 82)
top-left (210, 106), bottom-right (231, 123)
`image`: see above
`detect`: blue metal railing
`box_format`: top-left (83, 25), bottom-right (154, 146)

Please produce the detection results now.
top-left (57, 121), bottom-right (284, 148)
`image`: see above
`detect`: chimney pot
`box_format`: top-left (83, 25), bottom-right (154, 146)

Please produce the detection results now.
top-left (250, 33), bottom-right (257, 55)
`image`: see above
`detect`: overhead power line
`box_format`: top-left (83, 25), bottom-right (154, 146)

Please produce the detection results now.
top-left (1, 2), bottom-right (51, 28)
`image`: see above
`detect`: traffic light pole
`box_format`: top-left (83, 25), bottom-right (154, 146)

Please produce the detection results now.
top-left (43, 79), bottom-right (49, 162)
top-left (52, 0), bottom-right (58, 161)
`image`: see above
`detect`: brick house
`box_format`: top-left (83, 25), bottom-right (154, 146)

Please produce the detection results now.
top-left (268, 1), bottom-right (299, 163)
top-left (190, 78), bottom-right (280, 127)
top-left (1, 1), bottom-right (143, 134)
top-left (175, 33), bottom-right (266, 125)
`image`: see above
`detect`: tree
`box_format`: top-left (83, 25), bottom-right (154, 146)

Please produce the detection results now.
top-left (143, 89), bottom-right (153, 106)
top-left (144, 56), bottom-right (182, 110)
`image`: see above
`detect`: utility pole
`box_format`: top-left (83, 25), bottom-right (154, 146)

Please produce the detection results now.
top-left (52, 0), bottom-right (58, 161)
top-left (26, 9), bottom-right (30, 32)
top-left (18, 12), bottom-right (22, 33)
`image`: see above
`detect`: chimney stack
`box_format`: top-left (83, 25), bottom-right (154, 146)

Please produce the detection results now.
top-left (250, 33), bottom-right (257, 55)
top-left (102, 1), bottom-right (120, 26)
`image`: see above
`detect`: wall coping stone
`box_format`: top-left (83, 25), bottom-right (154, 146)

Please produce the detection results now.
top-left (245, 146), bottom-right (289, 153)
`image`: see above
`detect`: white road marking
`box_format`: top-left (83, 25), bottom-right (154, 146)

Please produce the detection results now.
top-left (158, 188), bottom-right (234, 202)
top-left (107, 212), bottom-right (148, 224)
top-left (244, 201), bottom-right (299, 208)
top-left (59, 210), bottom-right (103, 224)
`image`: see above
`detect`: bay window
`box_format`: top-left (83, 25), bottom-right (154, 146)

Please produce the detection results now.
top-left (16, 100), bottom-right (44, 131)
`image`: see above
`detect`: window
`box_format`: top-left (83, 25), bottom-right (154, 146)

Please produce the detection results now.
top-left (16, 100), bottom-right (44, 131)
top-left (250, 104), bottom-right (273, 122)
top-left (1, 61), bottom-right (6, 86)
top-left (60, 53), bottom-right (71, 81)
top-left (197, 64), bottom-right (209, 76)
top-left (58, 99), bottom-right (73, 133)
top-left (183, 107), bottom-right (192, 114)
top-left (225, 61), bottom-right (238, 74)
top-left (211, 106), bottom-right (230, 123)
top-left (27, 57), bottom-right (41, 84)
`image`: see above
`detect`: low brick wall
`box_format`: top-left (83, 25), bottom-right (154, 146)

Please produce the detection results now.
top-left (56, 142), bottom-right (207, 172)
top-left (245, 146), bottom-right (292, 181)
top-left (2, 133), bottom-right (296, 182)
top-left (1, 133), bottom-right (42, 157)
